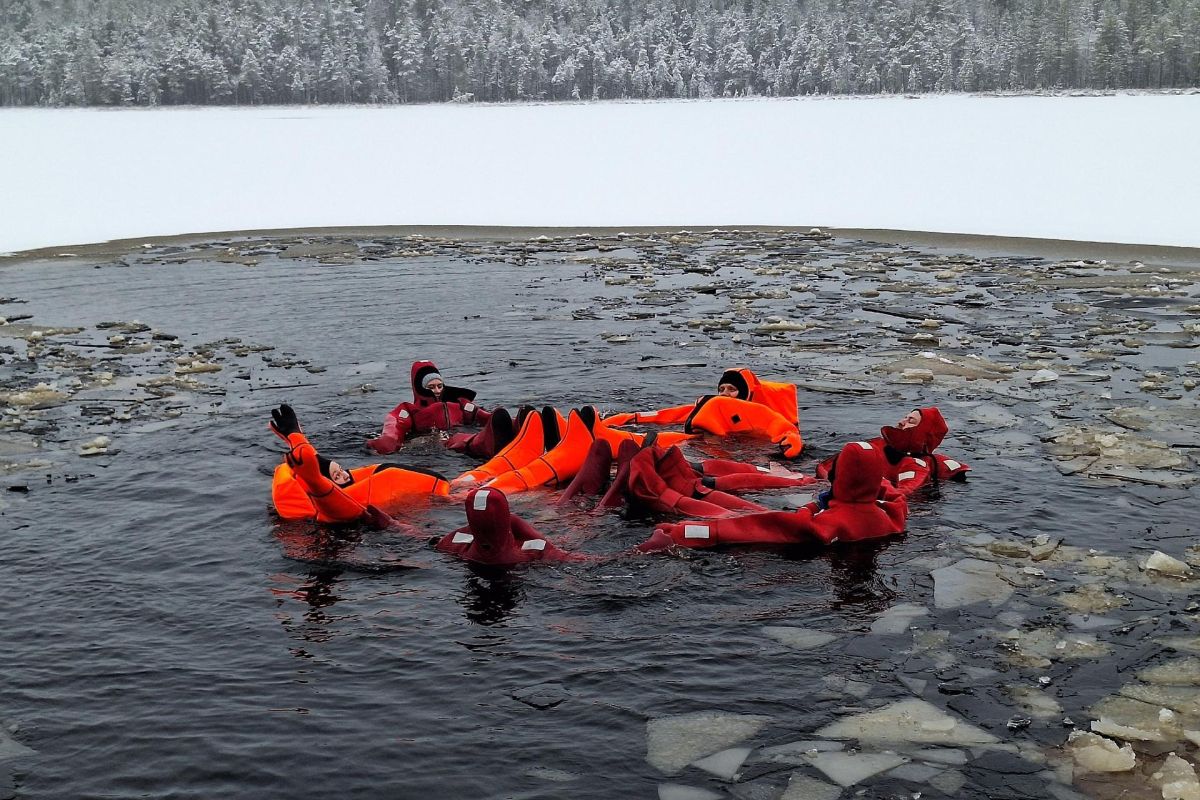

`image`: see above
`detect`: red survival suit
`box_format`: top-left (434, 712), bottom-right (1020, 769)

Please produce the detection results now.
top-left (816, 406), bottom-right (969, 496)
top-left (605, 368), bottom-right (803, 458)
top-left (643, 440), bottom-right (908, 550)
top-left (368, 360), bottom-right (491, 455)
top-left (271, 430), bottom-right (449, 524)
top-left (435, 487), bottom-right (582, 565)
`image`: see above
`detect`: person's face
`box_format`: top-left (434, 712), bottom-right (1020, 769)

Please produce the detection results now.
top-left (717, 383), bottom-right (740, 398)
top-left (328, 461), bottom-right (352, 486)
top-left (426, 379), bottom-right (444, 397)
top-left (897, 409), bottom-right (923, 430)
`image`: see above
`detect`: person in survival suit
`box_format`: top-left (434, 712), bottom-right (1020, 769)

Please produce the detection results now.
top-left (815, 405), bottom-right (969, 496)
top-left (603, 367), bottom-right (803, 458)
top-left (270, 404), bottom-right (449, 525)
top-left (639, 440), bottom-right (907, 551)
top-left (367, 360), bottom-right (491, 455)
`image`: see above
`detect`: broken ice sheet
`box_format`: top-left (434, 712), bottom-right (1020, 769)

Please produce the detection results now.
top-left (756, 740), bottom-right (844, 766)
top-left (780, 772), bottom-right (842, 800)
top-left (1151, 753), bottom-right (1200, 800)
top-left (1007, 685), bottom-right (1063, 719)
top-left (1138, 658), bottom-right (1200, 686)
top-left (931, 559), bottom-right (1015, 608)
top-left (1065, 731), bottom-right (1137, 773)
top-left (806, 750), bottom-right (908, 787)
top-left (815, 698), bottom-right (999, 746)
top-left (658, 783), bottom-right (723, 800)
top-left (763, 626), bottom-right (838, 650)
top-left (690, 746), bottom-right (752, 781)
top-left (646, 712), bottom-right (771, 774)
top-left (869, 603), bottom-right (929, 635)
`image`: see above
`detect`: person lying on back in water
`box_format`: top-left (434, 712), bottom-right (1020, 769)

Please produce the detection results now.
top-left (815, 405), bottom-right (970, 496)
top-left (367, 360), bottom-right (491, 454)
top-left (270, 404), bottom-right (449, 526)
top-left (603, 367), bottom-right (804, 458)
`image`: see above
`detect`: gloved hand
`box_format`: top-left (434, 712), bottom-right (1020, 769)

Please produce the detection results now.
top-left (815, 489), bottom-right (833, 511)
top-left (270, 404), bottom-right (301, 438)
top-left (366, 435), bottom-right (399, 455)
top-left (363, 504), bottom-right (394, 530)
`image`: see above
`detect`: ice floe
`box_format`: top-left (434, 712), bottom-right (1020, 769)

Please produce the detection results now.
top-left (646, 712), bottom-right (771, 774)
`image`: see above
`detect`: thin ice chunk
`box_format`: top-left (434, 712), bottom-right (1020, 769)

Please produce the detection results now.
top-left (870, 603), bottom-right (929, 635)
top-left (1008, 685), bottom-right (1063, 719)
top-left (1139, 658), bottom-right (1200, 686)
top-left (807, 751), bottom-right (908, 787)
top-left (658, 784), bottom-right (723, 800)
top-left (929, 769), bottom-right (967, 795)
top-left (1121, 684), bottom-right (1200, 715)
top-left (1153, 753), bottom-right (1200, 800)
top-left (690, 746), bottom-right (752, 781)
top-left (1065, 731), bottom-right (1137, 773)
top-left (764, 626), bottom-right (838, 650)
top-left (910, 748), bottom-right (969, 765)
top-left (815, 699), bottom-right (999, 745)
top-left (887, 762), bottom-right (945, 782)
top-left (646, 712), bottom-right (771, 774)
top-left (1144, 551), bottom-right (1194, 578)
top-left (780, 772), bottom-right (843, 800)
top-left (0, 727), bottom-right (36, 759)
top-left (932, 559), bottom-right (1014, 608)
top-left (757, 740), bottom-right (845, 765)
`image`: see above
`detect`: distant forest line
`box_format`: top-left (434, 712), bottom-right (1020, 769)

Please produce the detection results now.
top-left (1, 0), bottom-right (1197, 106)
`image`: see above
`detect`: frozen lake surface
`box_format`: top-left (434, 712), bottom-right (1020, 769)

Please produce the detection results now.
top-left (1, 229), bottom-right (1198, 798)
top-left (3, 94), bottom-right (1200, 253)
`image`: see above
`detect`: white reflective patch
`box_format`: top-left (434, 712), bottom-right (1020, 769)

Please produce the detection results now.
top-left (451, 532), bottom-right (474, 544)
top-left (898, 471), bottom-right (917, 481)
top-left (472, 489), bottom-right (490, 511)
top-left (944, 459), bottom-right (961, 471)
top-left (521, 539), bottom-right (547, 551)
top-left (399, 409), bottom-right (410, 419)
top-left (464, 403), bottom-right (475, 412)
top-left (683, 524), bottom-right (711, 540)
top-left (913, 458), bottom-right (927, 468)
top-left (756, 466), bottom-right (770, 472)
top-left (855, 441), bottom-right (873, 450)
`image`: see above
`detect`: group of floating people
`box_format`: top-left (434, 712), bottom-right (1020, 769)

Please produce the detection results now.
top-left (269, 360), bottom-right (970, 565)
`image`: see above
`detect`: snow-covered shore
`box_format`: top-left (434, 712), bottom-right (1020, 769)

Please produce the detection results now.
top-left (3, 93), bottom-right (1199, 254)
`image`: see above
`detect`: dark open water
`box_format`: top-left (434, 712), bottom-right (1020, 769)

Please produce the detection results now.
top-left (0, 231), bottom-right (1197, 799)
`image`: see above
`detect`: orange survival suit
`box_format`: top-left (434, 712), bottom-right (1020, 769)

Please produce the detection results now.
top-left (604, 368), bottom-right (802, 458)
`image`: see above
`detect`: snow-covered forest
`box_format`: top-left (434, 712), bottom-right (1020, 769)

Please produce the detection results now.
top-left (0, 0), bottom-right (1197, 106)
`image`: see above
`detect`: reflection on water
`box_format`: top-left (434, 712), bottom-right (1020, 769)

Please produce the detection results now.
top-left (458, 566), bottom-right (525, 626)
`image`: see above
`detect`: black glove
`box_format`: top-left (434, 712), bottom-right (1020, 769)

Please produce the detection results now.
top-left (816, 489), bottom-right (833, 510)
top-left (270, 404), bottom-right (301, 437)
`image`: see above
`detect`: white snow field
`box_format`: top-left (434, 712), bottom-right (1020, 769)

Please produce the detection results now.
top-left (2, 93), bottom-right (1198, 254)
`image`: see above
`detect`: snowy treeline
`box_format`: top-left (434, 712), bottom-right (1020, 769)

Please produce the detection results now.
top-left (1, 0), bottom-right (1198, 106)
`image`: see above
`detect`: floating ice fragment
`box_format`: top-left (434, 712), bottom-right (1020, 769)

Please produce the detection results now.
top-left (909, 748), bottom-right (969, 765)
top-left (763, 626), bottom-right (838, 650)
top-left (928, 768), bottom-right (966, 795)
top-left (1008, 685), bottom-right (1063, 719)
top-left (780, 772), bottom-right (842, 800)
top-left (756, 740), bottom-right (844, 766)
top-left (1065, 731), bottom-right (1136, 772)
top-left (658, 783), bottom-right (723, 800)
top-left (690, 747), bottom-right (752, 781)
top-left (0, 726), bottom-right (36, 759)
top-left (869, 603), bottom-right (929, 635)
top-left (1152, 753), bottom-right (1200, 800)
top-left (931, 559), bottom-right (1014, 608)
top-left (806, 751), bottom-right (908, 787)
top-left (1143, 551), bottom-right (1193, 579)
top-left (1030, 369), bottom-right (1060, 384)
top-left (888, 762), bottom-right (945, 783)
top-left (1139, 658), bottom-right (1200, 686)
top-left (78, 435), bottom-right (111, 457)
top-left (646, 712), bottom-right (771, 774)
top-left (815, 699), bottom-right (999, 746)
